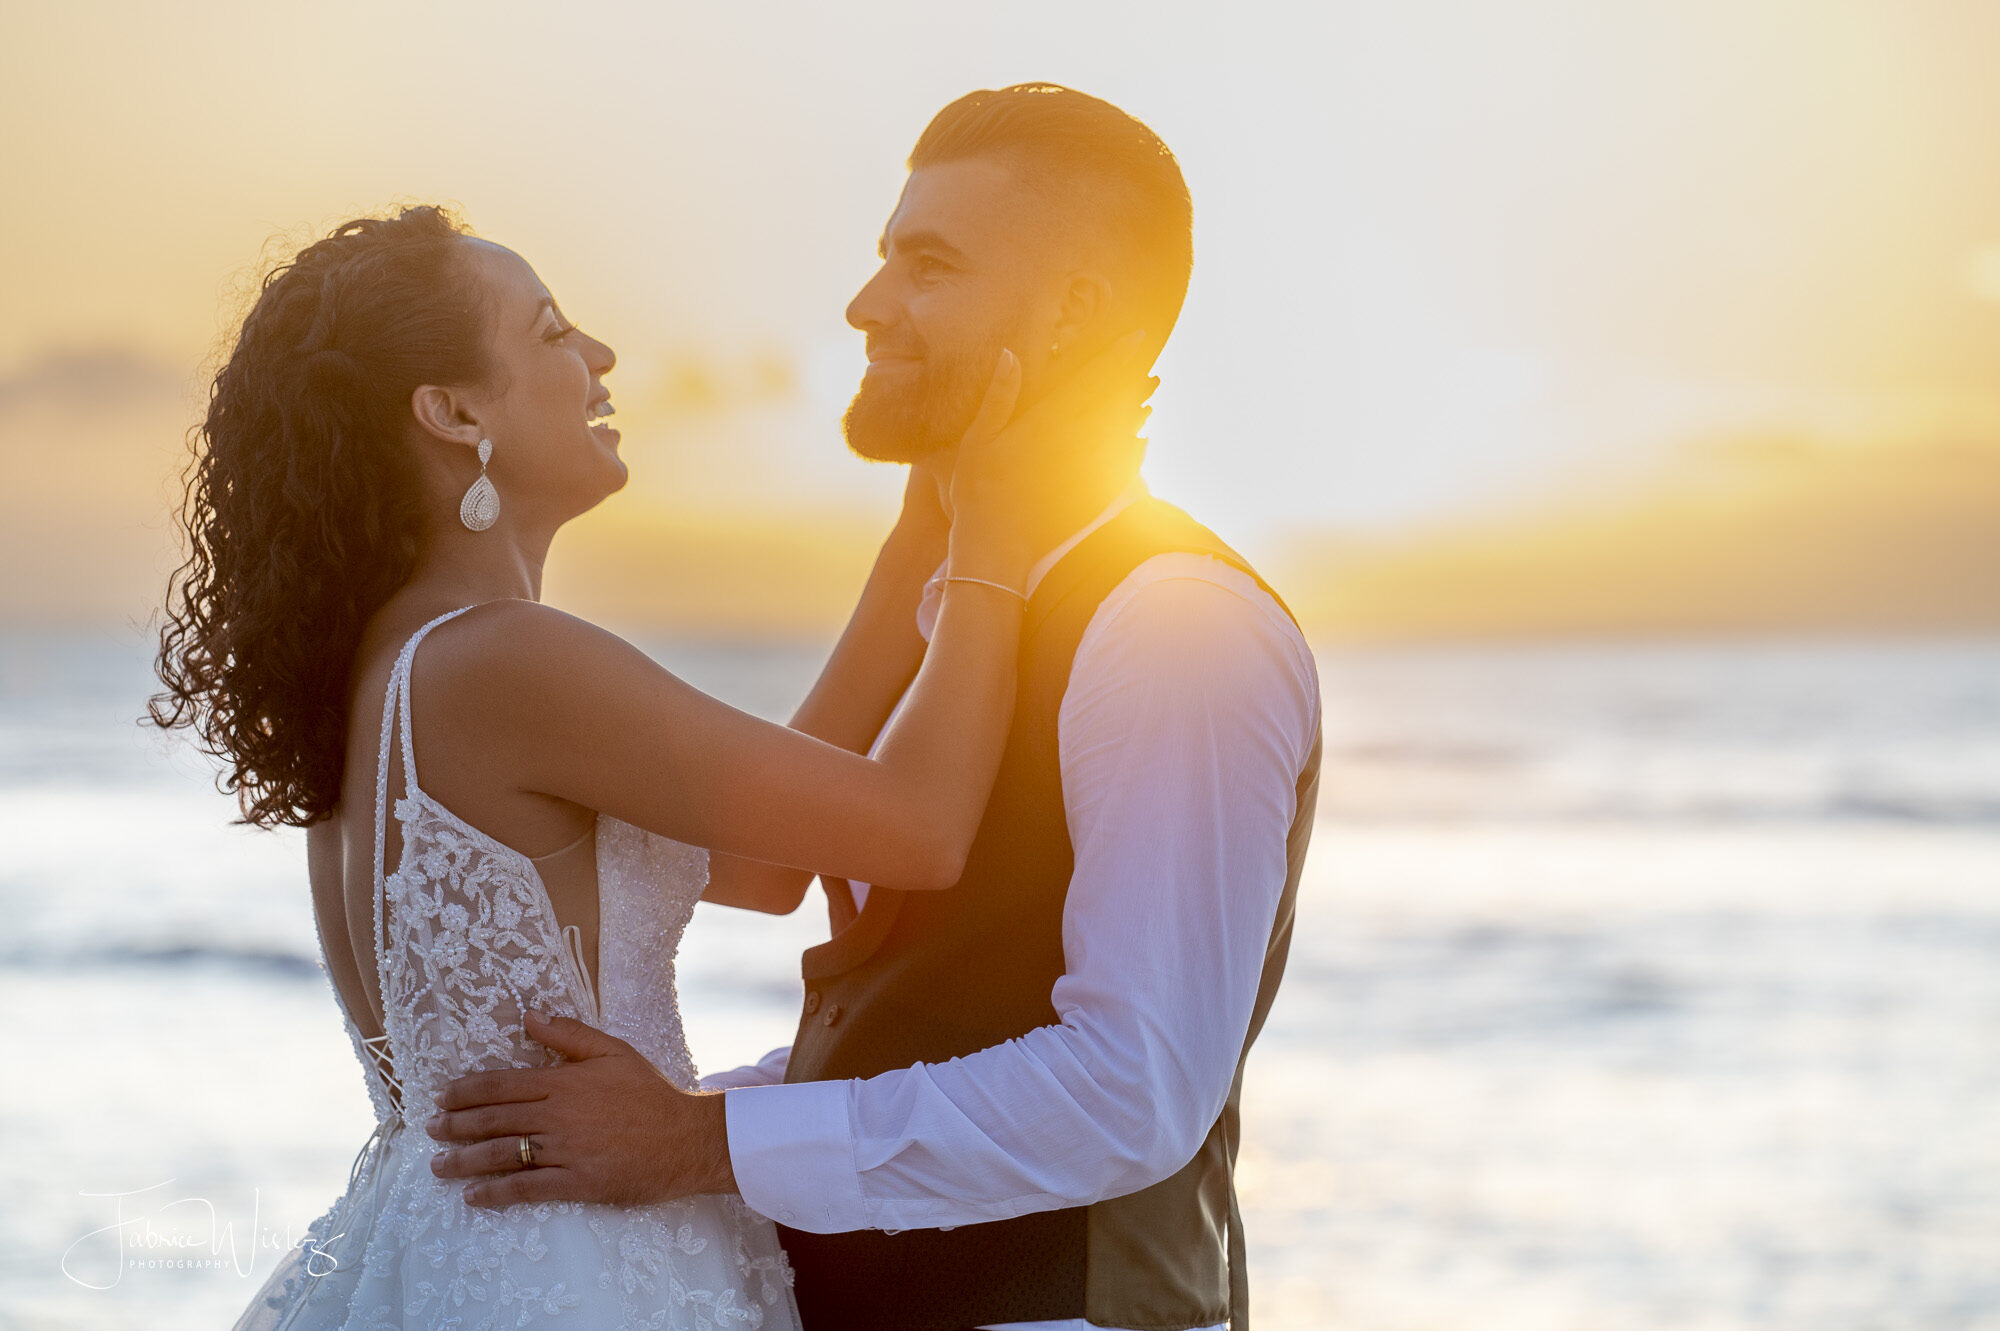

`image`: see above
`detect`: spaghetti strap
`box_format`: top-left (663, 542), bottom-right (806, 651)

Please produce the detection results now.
top-left (369, 605), bottom-right (480, 1085)
top-left (392, 605), bottom-right (478, 800)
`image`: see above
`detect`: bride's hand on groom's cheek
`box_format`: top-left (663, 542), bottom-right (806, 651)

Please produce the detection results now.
top-left (426, 1010), bottom-right (735, 1209)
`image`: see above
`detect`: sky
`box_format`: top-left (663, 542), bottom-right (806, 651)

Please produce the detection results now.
top-left (3, 0), bottom-right (1998, 625)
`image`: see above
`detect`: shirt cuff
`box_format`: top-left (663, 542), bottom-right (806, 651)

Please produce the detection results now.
top-left (725, 1079), bottom-right (870, 1233)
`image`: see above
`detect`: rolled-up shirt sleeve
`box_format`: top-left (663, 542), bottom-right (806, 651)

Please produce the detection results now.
top-left (726, 556), bottom-right (1320, 1233)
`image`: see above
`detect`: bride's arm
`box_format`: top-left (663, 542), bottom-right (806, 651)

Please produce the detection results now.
top-left (481, 570), bottom-right (1019, 892)
top-left (700, 475), bottom-right (943, 913)
top-left (791, 470), bottom-right (948, 753)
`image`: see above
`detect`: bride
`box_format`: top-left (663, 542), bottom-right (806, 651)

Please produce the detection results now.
top-left (150, 205), bottom-right (1144, 1329)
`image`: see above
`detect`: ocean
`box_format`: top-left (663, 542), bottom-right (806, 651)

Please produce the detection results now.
top-left (1, 630), bottom-right (1995, 1330)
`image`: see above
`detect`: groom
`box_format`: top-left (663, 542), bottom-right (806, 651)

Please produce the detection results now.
top-left (431, 83), bottom-right (1322, 1331)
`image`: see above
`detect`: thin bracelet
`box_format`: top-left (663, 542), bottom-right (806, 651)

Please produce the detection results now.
top-left (944, 574), bottom-right (1029, 603)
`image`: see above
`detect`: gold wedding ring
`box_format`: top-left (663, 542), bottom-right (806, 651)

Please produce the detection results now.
top-left (517, 1134), bottom-right (535, 1167)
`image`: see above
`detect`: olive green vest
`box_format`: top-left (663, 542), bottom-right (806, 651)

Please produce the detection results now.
top-left (779, 499), bottom-right (1321, 1330)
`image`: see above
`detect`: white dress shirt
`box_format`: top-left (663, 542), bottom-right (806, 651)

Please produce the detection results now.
top-left (706, 490), bottom-right (1321, 1331)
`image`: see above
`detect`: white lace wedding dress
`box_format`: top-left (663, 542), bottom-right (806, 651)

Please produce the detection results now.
top-left (235, 608), bottom-right (798, 1330)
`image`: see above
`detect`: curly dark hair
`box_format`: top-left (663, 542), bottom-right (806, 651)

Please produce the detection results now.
top-left (150, 205), bottom-right (490, 829)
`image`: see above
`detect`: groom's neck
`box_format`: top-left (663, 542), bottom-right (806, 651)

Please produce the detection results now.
top-left (915, 451), bottom-right (959, 520)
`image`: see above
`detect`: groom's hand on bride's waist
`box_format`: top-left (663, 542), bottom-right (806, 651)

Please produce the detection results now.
top-left (427, 1010), bottom-right (736, 1209)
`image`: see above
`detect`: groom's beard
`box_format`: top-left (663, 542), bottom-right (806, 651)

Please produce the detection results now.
top-left (843, 329), bottom-right (1009, 464)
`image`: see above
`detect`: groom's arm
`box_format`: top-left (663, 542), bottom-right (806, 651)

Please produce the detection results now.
top-left (725, 558), bottom-right (1320, 1232)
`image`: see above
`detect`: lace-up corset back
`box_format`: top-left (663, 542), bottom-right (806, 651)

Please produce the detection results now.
top-left (350, 606), bottom-right (709, 1123)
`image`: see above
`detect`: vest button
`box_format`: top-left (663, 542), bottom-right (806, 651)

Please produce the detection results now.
top-left (803, 990), bottom-right (821, 1014)
top-left (821, 1004), bottom-right (842, 1026)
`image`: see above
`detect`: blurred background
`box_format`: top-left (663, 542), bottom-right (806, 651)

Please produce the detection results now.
top-left (2, 1), bottom-right (1996, 1328)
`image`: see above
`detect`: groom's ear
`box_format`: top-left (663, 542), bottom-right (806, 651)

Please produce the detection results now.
top-left (1053, 271), bottom-right (1115, 356)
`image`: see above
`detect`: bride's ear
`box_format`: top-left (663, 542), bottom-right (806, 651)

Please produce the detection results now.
top-left (410, 383), bottom-right (485, 449)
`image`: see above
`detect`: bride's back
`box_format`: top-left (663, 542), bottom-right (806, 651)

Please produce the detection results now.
top-left (309, 599), bottom-right (606, 1112)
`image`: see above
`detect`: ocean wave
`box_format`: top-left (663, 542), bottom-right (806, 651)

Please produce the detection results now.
top-left (0, 941), bottom-right (323, 978)
top-left (1315, 766), bottom-right (2000, 825)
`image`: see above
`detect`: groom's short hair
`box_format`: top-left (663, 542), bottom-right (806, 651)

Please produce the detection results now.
top-left (910, 84), bottom-right (1194, 343)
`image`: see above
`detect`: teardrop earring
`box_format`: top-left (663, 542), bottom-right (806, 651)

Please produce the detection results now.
top-left (459, 438), bottom-right (499, 531)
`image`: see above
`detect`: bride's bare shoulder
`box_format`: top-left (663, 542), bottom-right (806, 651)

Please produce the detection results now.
top-left (406, 600), bottom-right (668, 723)
top-left (421, 599), bottom-right (637, 670)
top-left (349, 598), bottom-right (617, 687)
